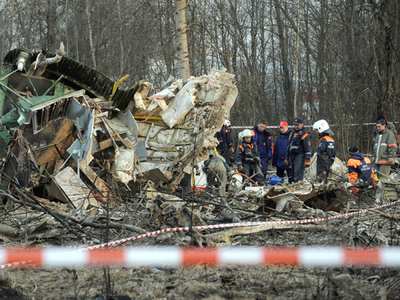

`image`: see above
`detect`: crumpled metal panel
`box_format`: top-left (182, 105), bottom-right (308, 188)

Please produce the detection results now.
top-left (3, 48), bottom-right (138, 111)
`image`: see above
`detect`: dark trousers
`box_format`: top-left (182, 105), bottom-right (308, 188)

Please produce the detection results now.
top-left (317, 157), bottom-right (334, 182)
top-left (219, 143), bottom-right (231, 166)
top-left (288, 154), bottom-right (305, 183)
top-left (260, 156), bottom-right (269, 175)
top-left (179, 173), bottom-right (192, 194)
top-left (377, 164), bottom-right (391, 179)
top-left (276, 168), bottom-right (289, 178)
top-left (243, 163), bottom-right (265, 186)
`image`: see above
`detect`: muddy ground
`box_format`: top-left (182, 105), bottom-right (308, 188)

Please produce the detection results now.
top-left (1, 188), bottom-right (400, 300)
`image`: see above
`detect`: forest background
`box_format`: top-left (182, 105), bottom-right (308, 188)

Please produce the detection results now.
top-left (0, 0), bottom-right (399, 159)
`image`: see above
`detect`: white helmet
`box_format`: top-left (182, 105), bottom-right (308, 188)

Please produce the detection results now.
top-left (224, 120), bottom-right (231, 127)
top-left (313, 119), bottom-right (330, 133)
top-left (242, 129), bottom-right (253, 138)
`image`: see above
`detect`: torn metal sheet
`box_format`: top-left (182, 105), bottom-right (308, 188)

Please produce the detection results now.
top-left (54, 166), bottom-right (100, 210)
top-left (160, 78), bottom-right (200, 128)
top-left (137, 161), bottom-right (172, 183)
top-left (103, 110), bottom-right (138, 141)
top-left (112, 148), bottom-right (136, 184)
top-left (4, 117), bottom-right (77, 183)
top-left (66, 94), bottom-right (91, 130)
top-left (136, 122), bottom-right (153, 162)
top-left (3, 48), bottom-right (139, 109)
top-left (66, 109), bottom-right (94, 165)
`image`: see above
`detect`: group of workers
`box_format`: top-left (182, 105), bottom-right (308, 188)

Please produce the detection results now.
top-left (207, 115), bottom-right (398, 196)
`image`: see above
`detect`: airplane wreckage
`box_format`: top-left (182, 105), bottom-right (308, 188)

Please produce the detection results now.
top-left (0, 45), bottom-right (396, 219)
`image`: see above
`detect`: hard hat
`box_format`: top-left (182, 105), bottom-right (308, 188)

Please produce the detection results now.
top-left (224, 120), bottom-right (231, 127)
top-left (312, 119), bottom-right (330, 133)
top-left (242, 129), bottom-right (253, 138)
top-left (238, 131), bottom-right (243, 140)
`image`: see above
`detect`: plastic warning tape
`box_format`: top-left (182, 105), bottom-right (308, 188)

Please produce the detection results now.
top-left (231, 122), bottom-right (377, 129)
top-left (1, 246), bottom-right (400, 268)
top-left (81, 199), bottom-right (400, 251)
top-left (1, 199), bottom-right (399, 269)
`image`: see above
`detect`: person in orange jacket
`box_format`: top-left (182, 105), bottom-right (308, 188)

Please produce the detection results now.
top-left (313, 119), bottom-right (335, 182)
top-left (235, 129), bottom-right (265, 186)
top-left (339, 146), bottom-right (377, 195)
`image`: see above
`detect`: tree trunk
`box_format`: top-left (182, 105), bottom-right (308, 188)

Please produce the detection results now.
top-left (65, 0), bottom-right (69, 55)
top-left (293, 0), bottom-right (301, 117)
top-left (117, 0), bottom-right (124, 76)
top-left (175, 0), bottom-right (190, 80)
top-left (274, 0), bottom-right (294, 121)
top-left (270, 0), bottom-right (279, 118)
top-left (371, 0), bottom-right (397, 118)
top-left (73, 0), bottom-right (80, 60)
top-left (86, 0), bottom-right (96, 69)
top-left (46, 0), bottom-right (57, 51)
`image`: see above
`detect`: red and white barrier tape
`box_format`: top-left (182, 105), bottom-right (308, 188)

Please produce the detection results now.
top-left (231, 122), bottom-right (378, 129)
top-left (1, 199), bottom-right (399, 269)
top-left (1, 246), bottom-right (400, 268)
top-left (82, 198), bottom-right (400, 252)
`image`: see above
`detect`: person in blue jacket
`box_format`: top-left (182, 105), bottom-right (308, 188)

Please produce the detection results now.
top-left (273, 121), bottom-right (291, 178)
top-left (285, 117), bottom-right (312, 183)
top-left (215, 120), bottom-right (234, 166)
top-left (338, 146), bottom-right (377, 195)
top-left (251, 120), bottom-right (273, 176)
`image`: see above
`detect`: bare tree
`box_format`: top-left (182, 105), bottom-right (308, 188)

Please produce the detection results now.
top-left (86, 0), bottom-right (96, 69)
top-left (175, 0), bottom-right (190, 80)
top-left (0, 0), bottom-right (399, 155)
top-left (274, 0), bottom-right (294, 121)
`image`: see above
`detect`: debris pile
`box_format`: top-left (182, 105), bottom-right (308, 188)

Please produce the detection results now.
top-left (0, 46), bottom-right (237, 214)
top-left (0, 45), bottom-right (397, 245)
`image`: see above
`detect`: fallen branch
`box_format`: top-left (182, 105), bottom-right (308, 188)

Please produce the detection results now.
top-left (372, 210), bottom-right (399, 221)
top-left (205, 223), bottom-right (329, 241)
top-left (14, 188), bottom-right (87, 241)
top-left (0, 190), bottom-right (145, 235)
top-left (205, 223), bottom-right (292, 241)
top-left (0, 224), bottom-right (19, 237)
